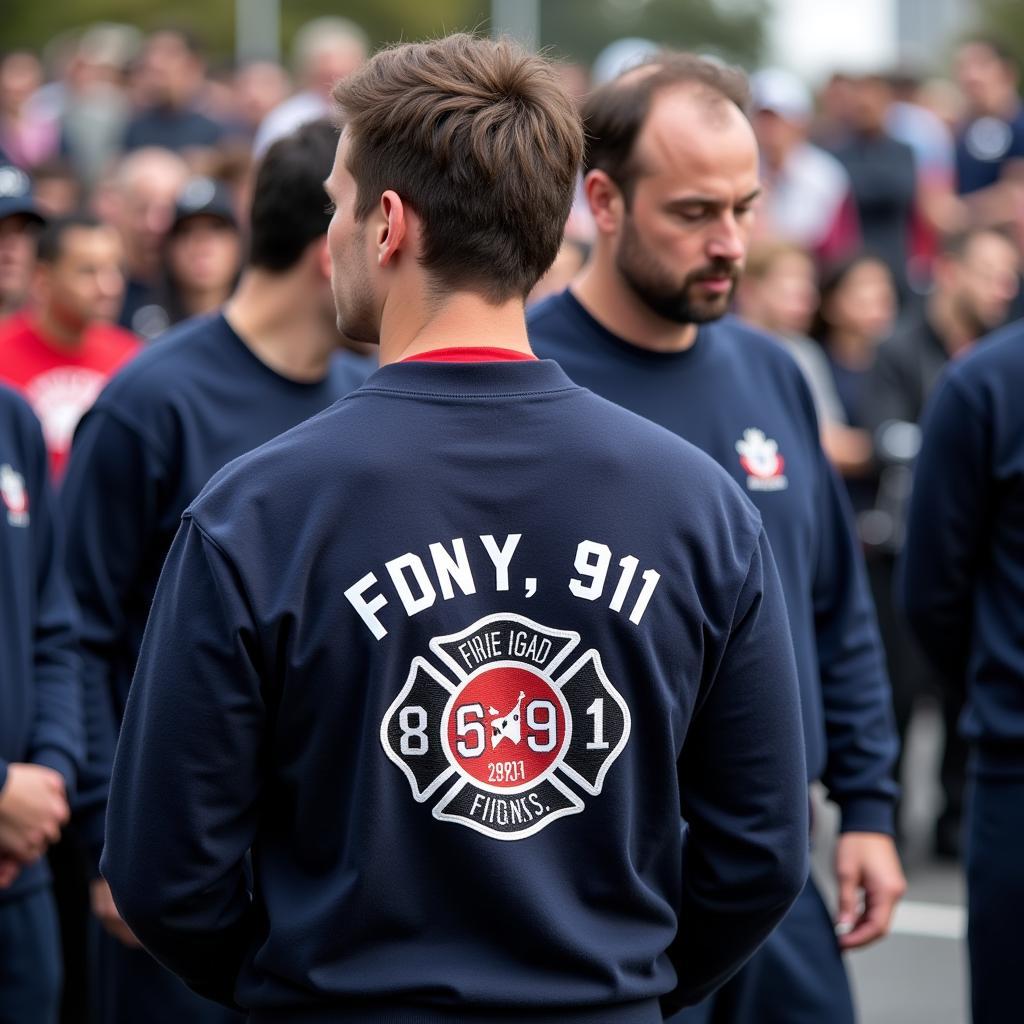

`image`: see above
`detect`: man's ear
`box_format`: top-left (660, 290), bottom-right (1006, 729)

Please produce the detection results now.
top-left (377, 190), bottom-right (407, 267)
top-left (584, 169), bottom-right (626, 235)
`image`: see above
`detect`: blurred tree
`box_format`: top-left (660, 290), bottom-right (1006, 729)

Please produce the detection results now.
top-left (0, 0), bottom-right (768, 70)
top-left (543, 0), bottom-right (769, 69)
top-left (977, 0), bottom-right (1024, 70)
top-left (0, 0), bottom-right (489, 62)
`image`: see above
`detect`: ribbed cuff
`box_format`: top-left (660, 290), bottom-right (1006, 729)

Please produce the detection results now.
top-left (838, 796), bottom-right (896, 836)
top-left (31, 748), bottom-right (77, 796)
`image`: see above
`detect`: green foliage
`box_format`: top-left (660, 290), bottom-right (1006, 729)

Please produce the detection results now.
top-left (977, 0), bottom-right (1024, 70)
top-left (1, 0), bottom-right (768, 69)
top-left (543, 0), bottom-right (769, 69)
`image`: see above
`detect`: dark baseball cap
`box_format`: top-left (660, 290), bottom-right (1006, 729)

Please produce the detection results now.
top-left (170, 176), bottom-right (239, 233)
top-left (0, 164), bottom-right (45, 225)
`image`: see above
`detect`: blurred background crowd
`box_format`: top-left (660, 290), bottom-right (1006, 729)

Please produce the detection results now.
top-left (1, 2), bottom-right (1023, 1017)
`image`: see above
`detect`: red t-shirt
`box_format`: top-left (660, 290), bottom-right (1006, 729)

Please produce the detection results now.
top-left (0, 311), bottom-right (140, 478)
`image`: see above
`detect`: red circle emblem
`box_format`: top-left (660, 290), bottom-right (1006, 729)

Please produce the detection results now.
top-left (444, 665), bottom-right (568, 792)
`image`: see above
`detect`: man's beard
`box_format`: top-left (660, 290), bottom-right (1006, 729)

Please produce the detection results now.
top-left (953, 290), bottom-right (1005, 341)
top-left (616, 216), bottom-right (739, 325)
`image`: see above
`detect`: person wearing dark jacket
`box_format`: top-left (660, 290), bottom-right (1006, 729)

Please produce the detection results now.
top-left (102, 34), bottom-right (810, 1023)
top-left (528, 52), bottom-right (904, 1024)
top-left (62, 120), bottom-right (371, 1024)
top-left (900, 319), bottom-right (1024, 1024)
top-left (0, 383), bottom-right (82, 1024)
top-left (862, 225), bottom-right (1019, 856)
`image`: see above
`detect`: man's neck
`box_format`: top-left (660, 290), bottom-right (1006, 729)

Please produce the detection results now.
top-left (927, 291), bottom-right (976, 357)
top-left (975, 94), bottom-right (1021, 122)
top-left (179, 283), bottom-right (227, 319)
top-left (378, 289), bottom-right (532, 366)
top-left (34, 305), bottom-right (87, 351)
top-left (827, 328), bottom-right (875, 369)
top-left (223, 269), bottom-right (337, 382)
top-left (0, 295), bottom-right (24, 321)
top-left (571, 257), bottom-right (697, 353)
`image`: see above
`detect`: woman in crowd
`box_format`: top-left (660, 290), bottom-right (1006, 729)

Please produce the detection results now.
top-left (812, 253), bottom-right (899, 442)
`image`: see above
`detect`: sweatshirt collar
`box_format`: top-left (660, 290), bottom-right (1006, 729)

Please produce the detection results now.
top-left (358, 357), bottom-right (578, 399)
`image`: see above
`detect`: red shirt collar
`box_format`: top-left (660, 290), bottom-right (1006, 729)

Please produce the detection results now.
top-left (401, 347), bottom-right (537, 363)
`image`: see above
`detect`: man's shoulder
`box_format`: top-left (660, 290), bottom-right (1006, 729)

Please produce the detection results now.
top-left (186, 398), bottom-right (358, 528)
top-left (527, 290), bottom-right (583, 346)
top-left (93, 314), bottom-right (228, 415)
top-left (0, 381), bottom-right (45, 472)
top-left (87, 322), bottom-right (142, 360)
top-left (0, 311), bottom-right (34, 346)
top-left (708, 316), bottom-right (811, 377)
top-left (947, 320), bottom-right (1024, 394)
top-left (593, 389), bottom-right (764, 513)
top-left (191, 377), bottom-right (761, 550)
top-left (0, 379), bottom-right (39, 431)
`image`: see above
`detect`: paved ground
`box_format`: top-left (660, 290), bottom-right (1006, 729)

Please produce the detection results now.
top-left (812, 699), bottom-right (967, 1024)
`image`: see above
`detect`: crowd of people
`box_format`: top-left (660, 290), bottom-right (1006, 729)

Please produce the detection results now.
top-left (1, 14), bottom-right (1023, 1024)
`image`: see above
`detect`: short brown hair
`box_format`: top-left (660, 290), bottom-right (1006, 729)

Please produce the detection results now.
top-left (583, 52), bottom-right (750, 202)
top-left (332, 34), bottom-right (583, 301)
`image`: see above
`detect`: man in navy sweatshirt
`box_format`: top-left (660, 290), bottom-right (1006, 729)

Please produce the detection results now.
top-left (61, 119), bottom-right (372, 1024)
top-left (0, 383), bottom-right (82, 1023)
top-left (528, 53), bottom-right (905, 1024)
top-left (900, 320), bottom-right (1024, 1024)
top-left (103, 34), bottom-right (810, 1022)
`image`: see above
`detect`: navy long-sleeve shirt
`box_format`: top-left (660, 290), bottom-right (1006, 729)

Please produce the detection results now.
top-left (103, 358), bottom-right (808, 1022)
top-left (901, 320), bottom-right (1024, 773)
top-left (0, 384), bottom-right (82, 901)
top-left (529, 293), bottom-right (898, 835)
top-left (61, 312), bottom-right (371, 870)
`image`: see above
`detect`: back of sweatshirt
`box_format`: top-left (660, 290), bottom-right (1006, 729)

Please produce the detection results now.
top-left (103, 360), bottom-right (808, 1022)
top-left (902, 321), bottom-right (1024, 772)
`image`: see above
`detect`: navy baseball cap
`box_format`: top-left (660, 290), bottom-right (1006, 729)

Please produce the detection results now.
top-left (0, 164), bottom-right (45, 225)
top-left (171, 177), bottom-right (238, 233)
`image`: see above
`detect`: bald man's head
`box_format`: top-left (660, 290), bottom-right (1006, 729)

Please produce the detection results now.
top-left (110, 147), bottom-right (189, 278)
top-left (583, 52), bottom-right (750, 203)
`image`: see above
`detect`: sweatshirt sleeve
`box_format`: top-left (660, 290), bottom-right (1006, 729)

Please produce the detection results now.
top-left (663, 528), bottom-right (809, 1014)
top-left (102, 515), bottom-right (262, 1009)
top-left (900, 377), bottom-right (988, 684)
top-left (27, 411), bottom-right (83, 791)
top-left (812, 453), bottom-right (899, 835)
top-left (61, 406), bottom-right (164, 872)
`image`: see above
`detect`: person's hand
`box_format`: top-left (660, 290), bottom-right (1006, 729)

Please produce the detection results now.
top-left (0, 763), bottom-right (69, 863)
top-left (834, 831), bottom-right (906, 950)
top-left (0, 854), bottom-right (21, 888)
top-left (90, 878), bottom-right (141, 948)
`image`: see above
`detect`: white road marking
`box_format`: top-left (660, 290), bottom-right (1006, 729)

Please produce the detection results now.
top-left (890, 900), bottom-right (966, 940)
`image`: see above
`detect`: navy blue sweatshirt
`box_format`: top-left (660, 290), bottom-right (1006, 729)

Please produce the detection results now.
top-left (102, 358), bottom-right (809, 1022)
top-left (530, 292), bottom-right (898, 835)
top-left (0, 384), bottom-right (82, 901)
top-left (901, 321), bottom-right (1024, 773)
top-left (61, 312), bottom-right (371, 869)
